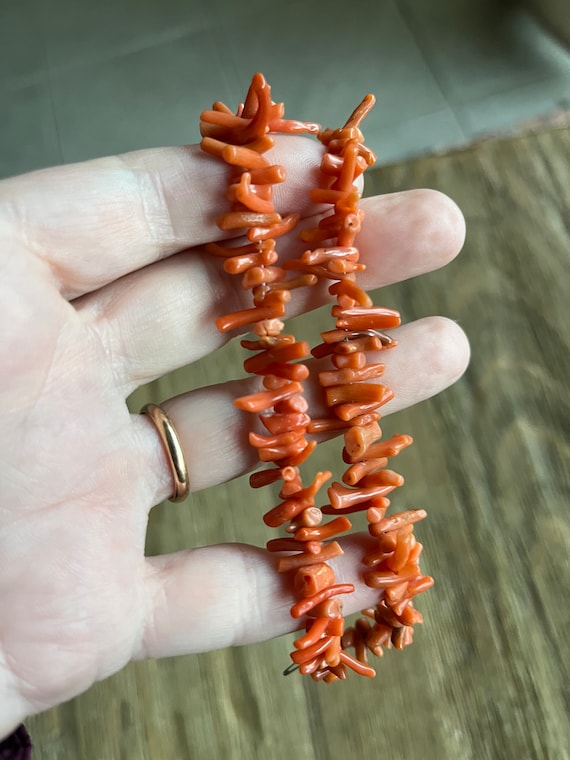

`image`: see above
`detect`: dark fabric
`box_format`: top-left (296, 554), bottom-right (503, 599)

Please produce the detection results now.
top-left (0, 726), bottom-right (32, 760)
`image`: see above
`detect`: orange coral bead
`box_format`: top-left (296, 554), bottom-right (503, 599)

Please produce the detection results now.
top-left (294, 564), bottom-right (336, 598)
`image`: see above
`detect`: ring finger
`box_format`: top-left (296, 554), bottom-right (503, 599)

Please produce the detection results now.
top-left (132, 316), bottom-right (469, 506)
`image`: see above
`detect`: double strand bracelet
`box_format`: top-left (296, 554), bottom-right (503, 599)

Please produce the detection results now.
top-left (200, 73), bottom-right (433, 683)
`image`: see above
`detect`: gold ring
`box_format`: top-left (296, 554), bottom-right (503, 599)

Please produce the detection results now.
top-left (141, 403), bottom-right (189, 502)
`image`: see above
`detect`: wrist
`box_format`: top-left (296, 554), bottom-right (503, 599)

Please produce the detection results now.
top-left (0, 724), bottom-right (32, 758)
top-left (0, 688), bottom-right (27, 743)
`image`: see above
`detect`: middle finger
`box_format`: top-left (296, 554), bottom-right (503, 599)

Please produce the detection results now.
top-left (78, 189), bottom-right (464, 394)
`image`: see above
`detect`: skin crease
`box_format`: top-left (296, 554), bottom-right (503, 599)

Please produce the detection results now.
top-left (0, 137), bottom-right (469, 738)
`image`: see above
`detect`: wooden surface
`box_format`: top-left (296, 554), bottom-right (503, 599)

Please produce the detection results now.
top-left (27, 127), bottom-right (569, 759)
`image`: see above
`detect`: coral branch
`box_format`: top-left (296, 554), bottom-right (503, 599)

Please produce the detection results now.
top-left (200, 73), bottom-right (432, 684)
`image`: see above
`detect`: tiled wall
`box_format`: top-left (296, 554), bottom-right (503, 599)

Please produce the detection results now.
top-left (1, 0), bottom-right (569, 178)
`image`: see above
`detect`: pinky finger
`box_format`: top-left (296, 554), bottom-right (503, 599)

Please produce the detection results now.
top-left (137, 533), bottom-right (380, 660)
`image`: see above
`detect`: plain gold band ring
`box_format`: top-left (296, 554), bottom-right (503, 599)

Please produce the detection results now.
top-left (141, 403), bottom-right (189, 502)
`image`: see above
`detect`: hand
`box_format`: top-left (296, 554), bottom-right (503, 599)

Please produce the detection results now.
top-left (0, 138), bottom-right (469, 736)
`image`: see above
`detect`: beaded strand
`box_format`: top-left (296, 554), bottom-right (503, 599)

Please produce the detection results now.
top-left (200, 73), bottom-right (433, 682)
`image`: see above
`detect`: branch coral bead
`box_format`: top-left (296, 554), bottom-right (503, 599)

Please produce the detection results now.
top-left (200, 73), bottom-right (433, 682)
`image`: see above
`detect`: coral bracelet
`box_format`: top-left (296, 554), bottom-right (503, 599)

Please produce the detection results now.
top-left (200, 73), bottom-right (433, 683)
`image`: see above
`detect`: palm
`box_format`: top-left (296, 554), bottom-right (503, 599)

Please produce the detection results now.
top-left (0, 139), bottom-right (468, 735)
top-left (1, 247), bottom-right (149, 718)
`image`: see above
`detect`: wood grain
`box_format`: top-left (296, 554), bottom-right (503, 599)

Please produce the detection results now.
top-left (27, 127), bottom-right (569, 759)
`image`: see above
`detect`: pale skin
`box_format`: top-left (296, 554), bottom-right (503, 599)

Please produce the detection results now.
top-left (0, 136), bottom-right (469, 738)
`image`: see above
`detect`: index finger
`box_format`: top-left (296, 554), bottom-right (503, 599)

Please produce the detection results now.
top-left (0, 137), bottom-right (326, 299)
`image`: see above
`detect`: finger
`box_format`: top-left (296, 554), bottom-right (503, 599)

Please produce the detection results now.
top-left (137, 533), bottom-right (384, 659)
top-left (132, 317), bottom-right (469, 504)
top-left (1, 138), bottom-right (327, 299)
top-left (80, 189), bottom-right (465, 393)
